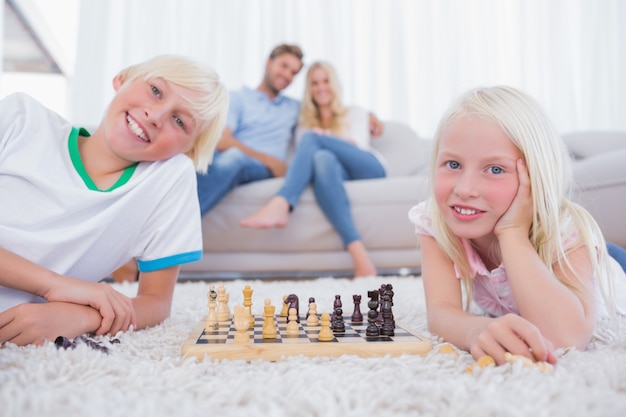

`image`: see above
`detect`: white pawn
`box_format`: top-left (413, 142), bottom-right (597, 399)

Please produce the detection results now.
top-left (286, 307), bottom-right (300, 336)
top-left (205, 286), bottom-right (218, 331)
top-left (306, 302), bottom-right (319, 326)
top-left (217, 284), bottom-right (231, 325)
top-left (233, 305), bottom-right (250, 344)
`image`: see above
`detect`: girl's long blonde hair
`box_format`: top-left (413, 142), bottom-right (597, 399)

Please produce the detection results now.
top-left (298, 61), bottom-right (347, 136)
top-left (116, 55), bottom-right (229, 174)
top-left (428, 86), bottom-right (614, 313)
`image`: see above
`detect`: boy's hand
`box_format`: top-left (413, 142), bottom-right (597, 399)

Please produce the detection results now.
top-left (494, 159), bottom-right (533, 239)
top-left (43, 279), bottom-right (135, 336)
top-left (469, 313), bottom-right (558, 366)
top-left (0, 302), bottom-right (102, 346)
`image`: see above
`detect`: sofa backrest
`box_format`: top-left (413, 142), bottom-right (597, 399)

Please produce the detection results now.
top-left (371, 121), bottom-right (432, 177)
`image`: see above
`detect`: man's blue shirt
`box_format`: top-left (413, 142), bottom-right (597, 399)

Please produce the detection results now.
top-left (226, 86), bottom-right (300, 161)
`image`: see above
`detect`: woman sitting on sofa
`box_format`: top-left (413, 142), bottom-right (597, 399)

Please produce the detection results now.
top-left (240, 61), bottom-right (386, 278)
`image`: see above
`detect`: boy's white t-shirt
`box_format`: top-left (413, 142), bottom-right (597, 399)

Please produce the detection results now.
top-left (0, 93), bottom-right (203, 311)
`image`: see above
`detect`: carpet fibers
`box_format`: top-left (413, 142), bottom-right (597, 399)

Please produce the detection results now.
top-left (1, 275), bottom-right (625, 417)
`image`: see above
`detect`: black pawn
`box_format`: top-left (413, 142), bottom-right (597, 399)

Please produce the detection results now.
top-left (365, 290), bottom-right (380, 337)
top-left (351, 294), bottom-right (363, 322)
top-left (381, 295), bottom-right (394, 336)
top-left (332, 306), bottom-right (345, 333)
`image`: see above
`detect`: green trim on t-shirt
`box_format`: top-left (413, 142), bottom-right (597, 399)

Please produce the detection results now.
top-left (68, 126), bottom-right (138, 192)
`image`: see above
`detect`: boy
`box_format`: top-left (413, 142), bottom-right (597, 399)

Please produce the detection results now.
top-left (0, 55), bottom-right (228, 346)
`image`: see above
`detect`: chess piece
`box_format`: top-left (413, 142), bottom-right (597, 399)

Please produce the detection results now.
top-left (376, 285), bottom-right (385, 325)
top-left (233, 305), bottom-right (250, 344)
top-left (384, 283), bottom-right (395, 328)
top-left (380, 294), bottom-right (394, 336)
top-left (262, 298), bottom-right (277, 339)
top-left (285, 294), bottom-right (300, 322)
top-left (331, 294), bottom-right (342, 323)
top-left (332, 306), bottom-right (345, 333)
top-left (306, 302), bottom-right (319, 326)
top-left (306, 297), bottom-right (315, 319)
top-left (366, 289), bottom-right (380, 337)
top-left (205, 286), bottom-right (219, 331)
top-left (286, 307), bottom-right (300, 336)
top-left (242, 284), bottom-right (254, 329)
top-left (317, 313), bottom-right (334, 342)
top-left (351, 294), bottom-right (363, 322)
top-left (217, 284), bottom-right (231, 325)
top-left (280, 295), bottom-right (289, 317)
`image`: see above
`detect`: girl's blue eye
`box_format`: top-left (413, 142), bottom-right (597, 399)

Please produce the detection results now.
top-left (174, 116), bottom-right (184, 128)
top-left (446, 161), bottom-right (460, 169)
top-left (151, 85), bottom-right (161, 96)
top-left (489, 166), bottom-right (503, 174)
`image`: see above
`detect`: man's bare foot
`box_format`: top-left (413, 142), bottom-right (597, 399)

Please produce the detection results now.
top-left (240, 196), bottom-right (291, 229)
top-left (347, 241), bottom-right (377, 278)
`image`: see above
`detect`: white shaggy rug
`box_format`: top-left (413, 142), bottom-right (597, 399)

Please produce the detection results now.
top-left (1, 275), bottom-right (626, 417)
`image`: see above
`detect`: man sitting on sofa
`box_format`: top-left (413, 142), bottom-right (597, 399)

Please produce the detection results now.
top-left (195, 43), bottom-right (383, 215)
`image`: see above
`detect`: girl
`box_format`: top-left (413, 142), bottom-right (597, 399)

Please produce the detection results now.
top-left (0, 55), bottom-right (228, 346)
top-left (409, 86), bottom-right (626, 365)
top-left (240, 61), bottom-right (386, 278)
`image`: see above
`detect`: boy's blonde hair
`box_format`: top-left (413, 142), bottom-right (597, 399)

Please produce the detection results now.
top-left (428, 86), bottom-right (614, 313)
top-left (116, 55), bottom-right (228, 173)
top-left (298, 61), bottom-right (347, 136)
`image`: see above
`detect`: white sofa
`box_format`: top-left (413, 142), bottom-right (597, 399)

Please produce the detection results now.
top-left (180, 124), bottom-right (626, 279)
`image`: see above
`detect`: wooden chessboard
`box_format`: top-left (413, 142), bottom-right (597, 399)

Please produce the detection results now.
top-left (181, 315), bottom-right (432, 361)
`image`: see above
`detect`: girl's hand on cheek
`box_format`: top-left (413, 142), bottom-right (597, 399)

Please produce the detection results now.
top-left (494, 159), bottom-right (533, 239)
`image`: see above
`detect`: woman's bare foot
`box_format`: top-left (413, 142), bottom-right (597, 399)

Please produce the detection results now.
top-left (240, 196), bottom-right (291, 229)
top-left (347, 240), bottom-right (377, 278)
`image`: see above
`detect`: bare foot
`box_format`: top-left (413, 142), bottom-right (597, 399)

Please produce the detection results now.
top-left (240, 196), bottom-right (291, 229)
top-left (347, 241), bottom-right (377, 278)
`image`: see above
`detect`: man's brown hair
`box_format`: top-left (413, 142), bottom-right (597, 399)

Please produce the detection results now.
top-left (269, 43), bottom-right (304, 61)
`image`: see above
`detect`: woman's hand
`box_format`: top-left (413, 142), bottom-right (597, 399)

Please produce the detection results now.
top-left (43, 279), bottom-right (135, 336)
top-left (469, 313), bottom-right (558, 365)
top-left (494, 159), bottom-right (533, 239)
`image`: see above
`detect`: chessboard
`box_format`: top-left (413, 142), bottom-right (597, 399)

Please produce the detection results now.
top-left (181, 315), bottom-right (433, 362)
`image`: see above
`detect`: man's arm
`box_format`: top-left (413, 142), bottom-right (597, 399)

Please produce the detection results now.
top-left (216, 127), bottom-right (288, 177)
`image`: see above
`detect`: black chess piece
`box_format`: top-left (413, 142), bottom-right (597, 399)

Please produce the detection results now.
top-left (332, 306), bottom-right (346, 333)
top-left (376, 284), bottom-right (385, 325)
top-left (331, 294), bottom-right (342, 323)
top-left (381, 294), bottom-right (394, 336)
top-left (383, 284), bottom-right (395, 328)
top-left (351, 294), bottom-right (363, 322)
top-left (285, 293), bottom-right (300, 322)
top-left (365, 290), bottom-right (380, 337)
top-left (306, 297), bottom-right (315, 319)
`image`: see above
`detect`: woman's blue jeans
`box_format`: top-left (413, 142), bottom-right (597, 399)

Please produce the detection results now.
top-left (277, 131), bottom-right (386, 248)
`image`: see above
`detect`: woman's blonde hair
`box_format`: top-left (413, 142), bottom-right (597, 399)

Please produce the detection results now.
top-left (298, 61), bottom-right (347, 135)
top-left (428, 85), bottom-right (614, 313)
top-left (116, 55), bottom-right (228, 173)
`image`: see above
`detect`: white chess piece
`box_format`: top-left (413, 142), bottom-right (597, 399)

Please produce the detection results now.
top-left (262, 299), bottom-right (277, 339)
top-left (205, 286), bottom-right (218, 331)
top-left (306, 302), bottom-right (319, 326)
top-left (217, 284), bottom-right (231, 324)
top-left (286, 307), bottom-right (300, 336)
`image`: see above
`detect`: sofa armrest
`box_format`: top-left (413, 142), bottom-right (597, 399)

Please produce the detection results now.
top-left (563, 131), bottom-right (626, 159)
top-left (371, 121), bottom-right (432, 177)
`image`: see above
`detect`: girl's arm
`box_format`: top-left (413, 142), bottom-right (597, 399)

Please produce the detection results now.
top-left (496, 160), bottom-right (596, 349)
top-left (420, 234), bottom-right (556, 365)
